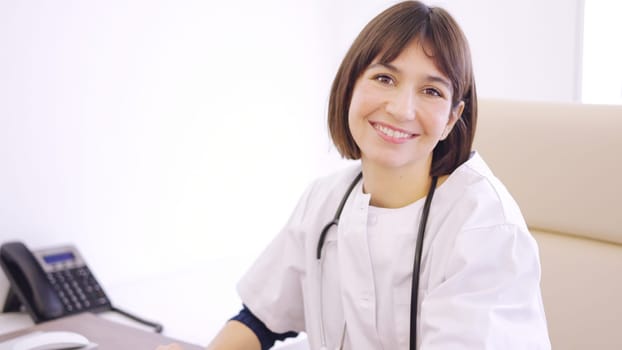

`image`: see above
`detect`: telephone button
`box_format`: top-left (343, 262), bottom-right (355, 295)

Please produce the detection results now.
top-left (47, 266), bottom-right (112, 311)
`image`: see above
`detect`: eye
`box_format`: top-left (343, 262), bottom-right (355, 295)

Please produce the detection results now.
top-left (423, 87), bottom-right (442, 97)
top-left (373, 74), bottom-right (395, 86)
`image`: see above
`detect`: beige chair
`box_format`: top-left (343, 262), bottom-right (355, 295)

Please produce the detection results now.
top-left (474, 99), bottom-right (622, 349)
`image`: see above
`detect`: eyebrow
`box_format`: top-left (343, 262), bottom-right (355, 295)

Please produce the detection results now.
top-left (368, 62), bottom-right (453, 91)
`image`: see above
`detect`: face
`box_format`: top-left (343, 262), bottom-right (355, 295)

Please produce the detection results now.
top-left (348, 40), bottom-right (464, 174)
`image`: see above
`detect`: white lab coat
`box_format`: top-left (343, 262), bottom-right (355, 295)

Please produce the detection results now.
top-left (238, 152), bottom-right (551, 349)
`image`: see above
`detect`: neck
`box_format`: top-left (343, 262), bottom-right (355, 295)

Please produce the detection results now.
top-left (361, 158), bottom-right (434, 209)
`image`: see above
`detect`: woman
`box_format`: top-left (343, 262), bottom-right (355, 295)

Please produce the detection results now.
top-left (160, 1), bottom-right (550, 349)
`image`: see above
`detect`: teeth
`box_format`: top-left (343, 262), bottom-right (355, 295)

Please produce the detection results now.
top-left (375, 124), bottom-right (411, 139)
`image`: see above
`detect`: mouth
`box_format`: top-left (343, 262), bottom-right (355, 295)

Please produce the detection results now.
top-left (371, 121), bottom-right (417, 142)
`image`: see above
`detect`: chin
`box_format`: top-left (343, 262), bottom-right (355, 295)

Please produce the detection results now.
top-left (365, 155), bottom-right (416, 170)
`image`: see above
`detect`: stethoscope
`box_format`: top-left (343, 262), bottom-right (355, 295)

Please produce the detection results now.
top-left (316, 172), bottom-right (438, 350)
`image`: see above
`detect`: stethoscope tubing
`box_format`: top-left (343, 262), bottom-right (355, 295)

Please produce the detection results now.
top-left (317, 172), bottom-right (363, 260)
top-left (315, 172), bottom-right (438, 350)
top-left (410, 175), bottom-right (438, 350)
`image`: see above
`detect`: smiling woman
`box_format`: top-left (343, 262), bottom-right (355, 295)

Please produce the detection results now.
top-left (328, 4), bottom-right (475, 180)
top-left (346, 42), bottom-right (464, 207)
top-left (158, 1), bottom-right (551, 349)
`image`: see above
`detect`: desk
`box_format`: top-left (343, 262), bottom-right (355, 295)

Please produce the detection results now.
top-left (0, 260), bottom-right (308, 349)
top-left (0, 312), bottom-right (203, 349)
top-left (0, 312), bottom-right (307, 350)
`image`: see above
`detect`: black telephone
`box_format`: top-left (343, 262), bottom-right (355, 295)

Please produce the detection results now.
top-left (0, 241), bottom-right (162, 332)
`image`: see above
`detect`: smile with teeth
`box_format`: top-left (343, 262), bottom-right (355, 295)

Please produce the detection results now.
top-left (373, 123), bottom-right (414, 139)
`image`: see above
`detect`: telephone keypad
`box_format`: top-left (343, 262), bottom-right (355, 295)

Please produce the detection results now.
top-left (47, 266), bottom-right (110, 313)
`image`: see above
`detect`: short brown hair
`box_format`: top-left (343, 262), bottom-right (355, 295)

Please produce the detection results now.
top-left (328, 1), bottom-right (477, 176)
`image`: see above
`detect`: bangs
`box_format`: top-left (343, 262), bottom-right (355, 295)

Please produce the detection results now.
top-left (370, 7), bottom-right (470, 105)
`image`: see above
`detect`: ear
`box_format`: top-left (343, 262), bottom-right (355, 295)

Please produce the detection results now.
top-left (440, 101), bottom-right (465, 140)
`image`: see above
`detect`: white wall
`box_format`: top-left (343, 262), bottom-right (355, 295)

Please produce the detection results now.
top-left (0, 0), bottom-right (345, 285)
top-left (582, 0), bottom-right (622, 104)
top-left (0, 0), bottom-right (582, 343)
top-left (438, 0), bottom-right (583, 102)
top-left (315, 0), bottom-right (583, 102)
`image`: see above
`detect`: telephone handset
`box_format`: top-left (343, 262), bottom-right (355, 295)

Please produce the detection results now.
top-left (1, 241), bottom-right (162, 332)
top-left (0, 241), bottom-right (112, 323)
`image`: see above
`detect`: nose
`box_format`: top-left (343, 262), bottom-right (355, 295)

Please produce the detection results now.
top-left (385, 88), bottom-right (416, 121)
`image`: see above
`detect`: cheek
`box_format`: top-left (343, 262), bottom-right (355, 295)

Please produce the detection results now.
top-left (348, 86), bottom-right (366, 119)
top-left (348, 87), bottom-right (366, 130)
top-left (349, 85), bottom-right (383, 128)
top-left (418, 105), bottom-right (452, 135)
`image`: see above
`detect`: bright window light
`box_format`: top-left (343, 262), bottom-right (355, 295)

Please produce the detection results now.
top-left (581, 0), bottom-right (622, 104)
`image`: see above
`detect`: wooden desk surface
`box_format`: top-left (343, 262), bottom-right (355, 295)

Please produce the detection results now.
top-left (0, 312), bottom-right (203, 349)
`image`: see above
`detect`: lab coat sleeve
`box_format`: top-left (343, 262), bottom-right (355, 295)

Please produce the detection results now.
top-left (236, 182), bottom-right (316, 334)
top-left (420, 224), bottom-right (551, 349)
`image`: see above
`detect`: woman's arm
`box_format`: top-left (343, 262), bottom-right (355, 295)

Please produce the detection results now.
top-left (420, 224), bottom-right (550, 349)
top-left (206, 320), bottom-right (261, 350)
top-left (156, 321), bottom-right (259, 350)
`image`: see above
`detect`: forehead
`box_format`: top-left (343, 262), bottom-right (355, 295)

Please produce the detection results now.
top-left (373, 40), bottom-right (447, 77)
